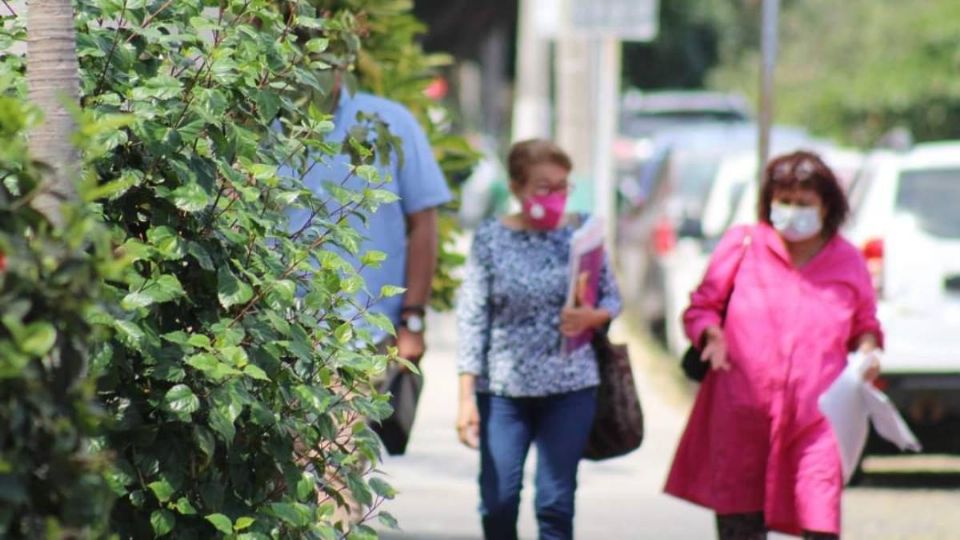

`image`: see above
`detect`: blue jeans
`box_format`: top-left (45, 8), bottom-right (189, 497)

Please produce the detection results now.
top-left (476, 388), bottom-right (597, 540)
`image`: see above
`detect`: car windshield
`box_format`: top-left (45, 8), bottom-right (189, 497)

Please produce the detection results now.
top-left (897, 168), bottom-right (960, 238)
top-left (674, 152), bottom-right (722, 211)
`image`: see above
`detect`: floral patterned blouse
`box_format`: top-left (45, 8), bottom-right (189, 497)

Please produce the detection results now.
top-left (456, 217), bottom-right (622, 397)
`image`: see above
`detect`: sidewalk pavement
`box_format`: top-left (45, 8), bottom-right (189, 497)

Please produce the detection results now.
top-left (375, 311), bottom-right (716, 539)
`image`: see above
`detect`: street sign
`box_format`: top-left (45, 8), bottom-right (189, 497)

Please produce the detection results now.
top-left (565, 0), bottom-right (659, 42)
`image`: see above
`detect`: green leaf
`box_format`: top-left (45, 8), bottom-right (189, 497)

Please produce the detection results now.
top-left (194, 425), bottom-right (216, 465)
top-left (255, 90), bottom-right (281, 123)
top-left (147, 226), bottom-right (186, 260)
top-left (368, 477), bottom-right (397, 500)
top-left (86, 168), bottom-right (142, 200)
top-left (394, 357), bottom-right (421, 375)
top-left (189, 16), bottom-right (220, 32)
top-left (186, 353), bottom-right (240, 381)
top-left (171, 183), bottom-right (211, 213)
top-left (243, 364), bottom-right (270, 381)
top-left (186, 353), bottom-right (217, 371)
top-left (220, 346), bottom-right (248, 367)
top-left (148, 480), bottom-right (175, 503)
top-left (151, 509), bottom-right (176, 536)
top-left (209, 388), bottom-right (244, 442)
top-left (117, 238), bottom-right (154, 263)
top-left (364, 312), bottom-right (395, 336)
top-left (234, 516), bottom-right (255, 531)
top-left (355, 165), bottom-right (379, 183)
top-left (269, 279), bottom-right (296, 305)
top-left (296, 473), bottom-right (316, 500)
top-left (175, 497), bottom-right (197, 515)
top-left (122, 274), bottom-right (185, 310)
top-left (18, 322), bottom-right (56, 356)
top-left (188, 334), bottom-right (211, 348)
top-left (163, 384), bottom-right (200, 415)
top-left (345, 474), bottom-right (373, 507)
top-left (334, 323), bottom-right (354, 344)
top-left (217, 266), bottom-right (254, 308)
top-left (268, 502), bottom-right (309, 527)
top-left (206, 513), bottom-right (234, 535)
top-left (131, 74), bottom-right (183, 101)
top-left (377, 510), bottom-right (400, 530)
top-left (188, 242), bottom-right (215, 270)
top-left (379, 285), bottom-right (406, 298)
top-left (360, 250), bottom-right (387, 267)
top-left (346, 524), bottom-right (379, 540)
top-left (365, 188), bottom-right (400, 205)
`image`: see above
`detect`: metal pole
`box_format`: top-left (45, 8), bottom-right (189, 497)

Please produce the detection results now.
top-left (757, 0), bottom-right (781, 186)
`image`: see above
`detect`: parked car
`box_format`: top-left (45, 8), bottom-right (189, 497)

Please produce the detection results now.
top-left (616, 123), bottom-right (756, 332)
top-left (614, 90), bottom-right (752, 213)
top-left (843, 142), bottom-right (960, 456)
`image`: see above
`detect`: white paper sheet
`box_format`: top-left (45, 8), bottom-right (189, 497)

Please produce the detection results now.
top-left (818, 354), bottom-right (871, 483)
top-left (818, 352), bottom-right (921, 484)
top-left (862, 385), bottom-right (922, 453)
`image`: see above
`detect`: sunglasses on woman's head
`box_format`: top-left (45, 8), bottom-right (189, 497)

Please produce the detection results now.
top-left (772, 157), bottom-right (818, 183)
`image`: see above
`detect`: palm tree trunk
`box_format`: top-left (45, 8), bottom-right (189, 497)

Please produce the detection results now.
top-left (27, 0), bottom-right (80, 225)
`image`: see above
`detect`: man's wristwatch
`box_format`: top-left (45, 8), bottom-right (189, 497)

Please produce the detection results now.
top-left (400, 305), bottom-right (426, 334)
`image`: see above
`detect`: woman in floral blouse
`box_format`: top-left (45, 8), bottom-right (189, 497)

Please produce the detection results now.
top-left (456, 139), bottom-right (622, 540)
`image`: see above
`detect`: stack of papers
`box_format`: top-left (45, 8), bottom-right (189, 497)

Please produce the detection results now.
top-left (818, 352), bottom-right (922, 483)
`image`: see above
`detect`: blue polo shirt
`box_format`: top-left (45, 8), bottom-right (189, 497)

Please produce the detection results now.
top-left (287, 91), bottom-right (451, 333)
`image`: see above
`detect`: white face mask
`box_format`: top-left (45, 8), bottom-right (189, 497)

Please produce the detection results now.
top-left (770, 202), bottom-right (823, 242)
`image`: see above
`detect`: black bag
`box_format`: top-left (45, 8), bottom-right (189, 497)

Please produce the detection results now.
top-left (370, 364), bottom-right (423, 456)
top-left (681, 344), bottom-right (710, 382)
top-left (583, 332), bottom-right (644, 461)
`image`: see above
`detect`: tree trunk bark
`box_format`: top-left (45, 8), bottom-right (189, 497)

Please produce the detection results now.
top-left (27, 0), bottom-right (80, 225)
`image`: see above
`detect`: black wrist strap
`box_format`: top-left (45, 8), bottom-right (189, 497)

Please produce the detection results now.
top-left (400, 305), bottom-right (426, 317)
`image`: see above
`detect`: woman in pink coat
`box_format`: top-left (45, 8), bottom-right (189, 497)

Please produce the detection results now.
top-left (665, 151), bottom-right (884, 539)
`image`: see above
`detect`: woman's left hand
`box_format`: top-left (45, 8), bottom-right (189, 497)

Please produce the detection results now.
top-left (858, 334), bottom-right (882, 382)
top-left (861, 349), bottom-right (882, 382)
top-left (560, 306), bottom-right (610, 337)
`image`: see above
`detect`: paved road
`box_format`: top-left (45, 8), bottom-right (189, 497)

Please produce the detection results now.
top-left (375, 312), bottom-right (960, 539)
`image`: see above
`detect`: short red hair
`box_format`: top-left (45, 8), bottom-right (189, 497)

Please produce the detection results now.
top-left (759, 150), bottom-right (850, 238)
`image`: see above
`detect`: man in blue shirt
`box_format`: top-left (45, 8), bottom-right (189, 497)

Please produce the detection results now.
top-left (289, 87), bottom-right (451, 361)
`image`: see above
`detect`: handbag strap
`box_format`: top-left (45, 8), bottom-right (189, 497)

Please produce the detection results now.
top-left (719, 229), bottom-right (752, 322)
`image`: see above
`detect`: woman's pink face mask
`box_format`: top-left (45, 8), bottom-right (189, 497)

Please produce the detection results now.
top-left (522, 191), bottom-right (568, 230)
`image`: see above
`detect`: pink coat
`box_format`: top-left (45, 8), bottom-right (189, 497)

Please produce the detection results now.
top-left (664, 224), bottom-right (883, 536)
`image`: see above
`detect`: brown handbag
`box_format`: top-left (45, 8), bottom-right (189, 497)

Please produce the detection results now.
top-left (583, 331), bottom-right (644, 461)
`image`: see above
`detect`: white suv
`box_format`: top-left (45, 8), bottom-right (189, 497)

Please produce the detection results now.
top-left (845, 142), bottom-right (960, 455)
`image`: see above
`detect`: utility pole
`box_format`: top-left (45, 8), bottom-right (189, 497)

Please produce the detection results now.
top-left (512, 0), bottom-right (554, 141)
top-left (591, 36), bottom-right (621, 247)
top-left (553, 0), bottom-right (658, 251)
top-left (757, 0), bottom-right (781, 186)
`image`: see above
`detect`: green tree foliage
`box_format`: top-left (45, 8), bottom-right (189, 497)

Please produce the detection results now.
top-left (2, 0), bottom-right (475, 536)
top-left (709, 0), bottom-right (960, 145)
top-left (0, 96), bottom-right (120, 538)
top-left (622, 0), bottom-right (722, 90)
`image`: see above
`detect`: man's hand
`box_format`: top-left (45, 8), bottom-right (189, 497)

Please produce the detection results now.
top-left (396, 327), bottom-right (426, 362)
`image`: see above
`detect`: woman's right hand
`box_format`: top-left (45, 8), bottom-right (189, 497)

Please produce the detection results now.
top-left (700, 326), bottom-right (731, 372)
top-left (456, 400), bottom-right (480, 449)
